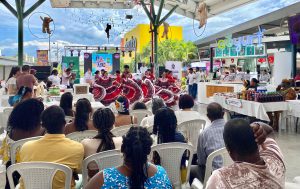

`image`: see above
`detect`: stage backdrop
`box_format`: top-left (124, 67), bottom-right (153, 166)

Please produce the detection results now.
top-left (62, 56), bottom-right (80, 84)
top-left (165, 61), bottom-right (182, 79)
top-left (92, 53), bottom-right (113, 74)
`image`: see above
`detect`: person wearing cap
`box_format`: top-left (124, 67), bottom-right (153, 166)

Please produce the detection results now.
top-left (114, 96), bottom-right (137, 127)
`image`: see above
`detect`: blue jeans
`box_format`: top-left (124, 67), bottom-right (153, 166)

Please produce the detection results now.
top-left (192, 83), bottom-right (198, 99)
top-left (188, 85), bottom-right (193, 97)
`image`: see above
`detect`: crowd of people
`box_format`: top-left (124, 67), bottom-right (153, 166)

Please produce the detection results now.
top-left (0, 64), bottom-right (292, 189)
top-left (0, 89), bottom-right (286, 189)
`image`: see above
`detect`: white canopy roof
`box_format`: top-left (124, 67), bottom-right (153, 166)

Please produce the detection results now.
top-left (50, 0), bottom-right (257, 19)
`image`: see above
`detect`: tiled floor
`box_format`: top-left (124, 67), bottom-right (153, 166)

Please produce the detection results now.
top-left (276, 132), bottom-right (300, 181)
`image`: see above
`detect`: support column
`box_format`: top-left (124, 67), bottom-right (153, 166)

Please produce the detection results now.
top-left (1, 0), bottom-right (46, 66)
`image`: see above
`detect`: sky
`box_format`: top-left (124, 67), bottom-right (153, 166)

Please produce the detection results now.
top-left (0, 0), bottom-right (299, 58)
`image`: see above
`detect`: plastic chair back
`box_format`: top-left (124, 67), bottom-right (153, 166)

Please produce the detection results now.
top-left (65, 116), bottom-right (73, 123)
top-left (130, 110), bottom-right (153, 125)
top-left (82, 150), bottom-right (123, 187)
top-left (7, 162), bottom-right (72, 189)
top-left (66, 130), bottom-right (98, 142)
top-left (151, 142), bottom-right (194, 188)
top-left (111, 125), bottom-right (136, 137)
top-left (203, 147), bottom-right (233, 188)
top-left (177, 119), bottom-right (206, 153)
top-left (2, 107), bottom-right (13, 129)
top-left (10, 136), bottom-right (42, 164)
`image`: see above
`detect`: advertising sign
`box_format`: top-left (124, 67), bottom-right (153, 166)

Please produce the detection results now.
top-left (92, 53), bottom-right (113, 74)
top-left (62, 56), bottom-right (80, 84)
top-left (165, 61), bottom-right (182, 79)
top-left (37, 50), bottom-right (48, 66)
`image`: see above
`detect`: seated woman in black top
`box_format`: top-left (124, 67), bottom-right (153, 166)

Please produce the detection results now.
top-left (248, 78), bottom-right (259, 91)
top-left (152, 107), bottom-right (187, 173)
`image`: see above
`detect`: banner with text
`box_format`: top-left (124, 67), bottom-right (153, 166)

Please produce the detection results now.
top-left (37, 50), bottom-right (48, 66)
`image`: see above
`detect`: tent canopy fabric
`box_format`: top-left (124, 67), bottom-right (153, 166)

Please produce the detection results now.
top-left (50, 0), bottom-right (257, 20)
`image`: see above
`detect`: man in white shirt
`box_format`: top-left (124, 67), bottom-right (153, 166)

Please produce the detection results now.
top-left (48, 70), bottom-right (61, 86)
top-left (61, 68), bottom-right (72, 88)
top-left (188, 68), bottom-right (196, 99)
top-left (259, 70), bottom-right (270, 83)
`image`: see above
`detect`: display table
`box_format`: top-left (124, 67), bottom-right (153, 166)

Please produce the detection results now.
top-left (197, 82), bottom-right (243, 104)
top-left (197, 82), bottom-right (277, 104)
top-left (212, 95), bottom-right (289, 122)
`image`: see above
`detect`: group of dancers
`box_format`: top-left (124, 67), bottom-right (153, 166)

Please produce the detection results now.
top-left (90, 65), bottom-right (182, 106)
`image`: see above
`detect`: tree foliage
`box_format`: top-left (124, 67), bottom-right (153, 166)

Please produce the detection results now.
top-left (137, 39), bottom-right (198, 65)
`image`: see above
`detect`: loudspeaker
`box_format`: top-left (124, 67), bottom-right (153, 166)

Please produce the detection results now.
top-left (31, 66), bottom-right (51, 81)
top-left (112, 53), bottom-right (121, 73)
top-left (52, 62), bottom-right (58, 68)
top-left (84, 53), bottom-right (92, 74)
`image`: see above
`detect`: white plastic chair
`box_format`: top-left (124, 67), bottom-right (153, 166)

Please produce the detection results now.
top-left (130, 110), bottom-right (153, 125)
top-left (82, 150), bottom-right (123, 187)
top-left (146, 125), bottom-right (153, 134)
top-left (151, 142), bottom-right (194, 189)
top-left (177, 119), bottom-right (206, 153)
top-left (65, 116), bottom-right (73, 123)
top-left (145, 100), bottom-right (152, 111)
top-left (10, 136), bottom-right (43, 164)
top-left (203, 147), bottom-right (233, 188)
top-left (111, 125), bottom-right (136, 137)
top-left (66, 130), bottom-right (98, 142)
top-left (2, 107), bottom-right (13, 129)
top-left (7, 162), bottom-right (72, 189)
top-left (130, 109), bottom-right (152, 124)
top-left (191, 178), bottom-right (203, 189)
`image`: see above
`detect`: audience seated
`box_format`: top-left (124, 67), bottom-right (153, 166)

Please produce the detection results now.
top-left (85, 127), bottom-right (172, 189)
top-left (114, 96), bottom-right (137, 127)
top-left (0, 99), bottom-right (45, 168)
top-left (132, 102), bottom-right (147, 110)
top-left (6, 66), bottom-right (21, 96)
top-left (81, 108), bottom-right (122, 178)
top-left (175, 94), bottom-right (204, 125)
top-left (10, 86), bottom-right (33, 107)
top-left (190, 102), bottom-right (225, 183)
top-left (153, 107), bottom-right (187, 178)
top-left (64, 98), bottom-right (96, 135)
top-left (60, 92), bottom-right (74, 117)
top-left (140, 98), bottom-right (165, 127)
top-left (206, 119), bottom-right (285, 189)
top-left (19, 106), bottom-right (84, 189)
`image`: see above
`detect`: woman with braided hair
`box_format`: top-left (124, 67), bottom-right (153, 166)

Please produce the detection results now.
top-left (86, 127), bottom-right (172, 189)
top-left (81, 108), bottom-right (122, 178)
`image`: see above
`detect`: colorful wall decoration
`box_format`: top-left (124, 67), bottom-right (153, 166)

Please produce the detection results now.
top-left (62, 56), bottom-right (80, 84)
top-left (92, 53), bottom-right (113, 74)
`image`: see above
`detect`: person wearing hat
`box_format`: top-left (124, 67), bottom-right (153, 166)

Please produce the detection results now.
top-left (114, 96), bottom-right (137, 127)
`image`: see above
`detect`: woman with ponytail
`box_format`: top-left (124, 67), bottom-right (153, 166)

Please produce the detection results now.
top-left (81, 108), bottom-right (122, 178)
top-left (64, 98), bottom-right (95, 135)
top-left (86, 127), bottom-right (172, 189)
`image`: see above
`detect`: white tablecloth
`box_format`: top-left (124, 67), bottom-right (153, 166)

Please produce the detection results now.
top-left (286, 100), bottom-right (300, 118)
top-left (212, 96), bottom-right (289, 122)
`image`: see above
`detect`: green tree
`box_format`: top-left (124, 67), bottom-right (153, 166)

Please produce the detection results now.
top-left (139, 39), bottom-right (198, 66)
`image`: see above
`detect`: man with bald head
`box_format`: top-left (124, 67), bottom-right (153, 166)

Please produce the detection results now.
top-left (190, 102), bottom-right (225, 183)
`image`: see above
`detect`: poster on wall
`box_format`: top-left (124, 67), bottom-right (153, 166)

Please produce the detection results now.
top-left (92, 53), bottom-right (113, 74)
top-left (62, 56), bottom-right (80, 84)
top-left (37, 50), bottom-right (48, 66)
top-left (165, 61), bottom-right (182, 79)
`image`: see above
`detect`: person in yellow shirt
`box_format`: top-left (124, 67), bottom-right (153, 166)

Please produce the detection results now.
top-left (19, 105), bottom-right (84, 189)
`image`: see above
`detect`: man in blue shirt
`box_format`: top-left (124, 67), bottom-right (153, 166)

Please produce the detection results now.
top-left (190, 102), bottom-right (226, 183)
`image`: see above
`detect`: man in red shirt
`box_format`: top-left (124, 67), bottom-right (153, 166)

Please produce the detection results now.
top-left (115, 70), bottom-right (122, 83)
top-left (16, 65), bottom-right (38, 90)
